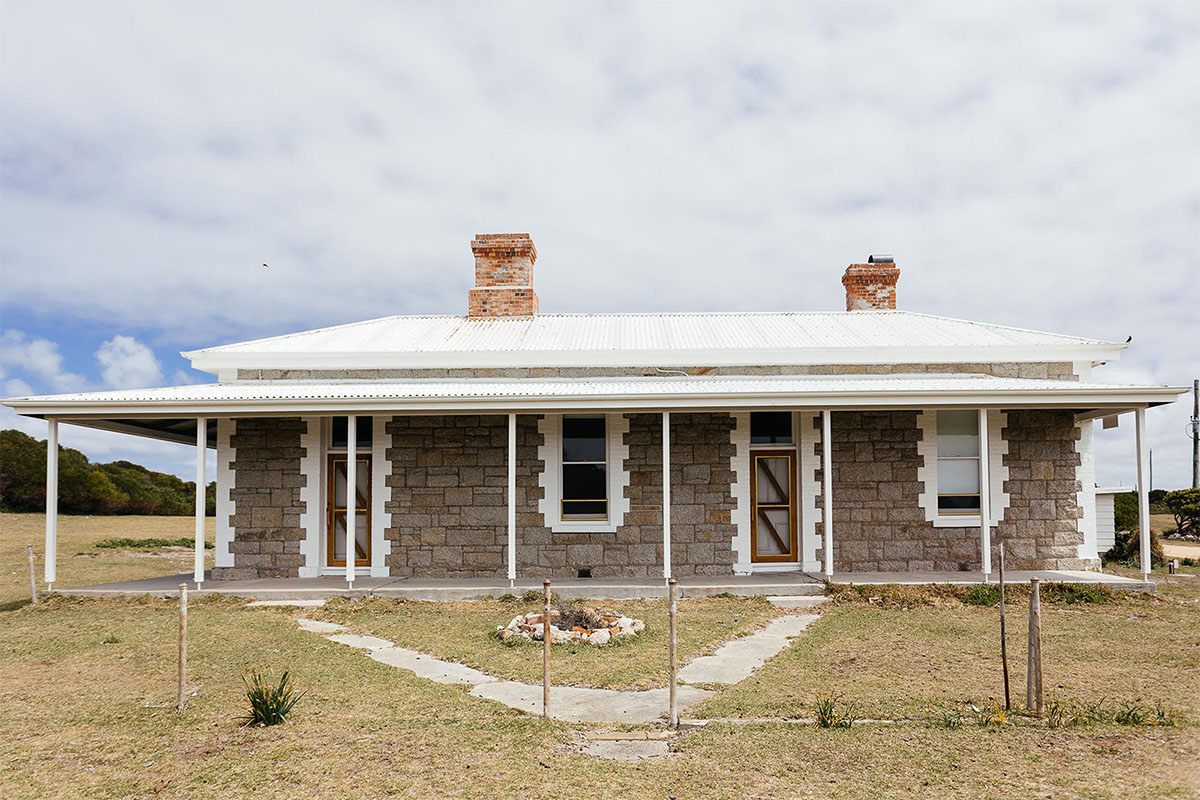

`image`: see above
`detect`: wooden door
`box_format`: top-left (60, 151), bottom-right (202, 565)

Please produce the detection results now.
top-left (327, 455), bottom-right (370, 567)
top-left (750, 451), bottom-right (798, 562)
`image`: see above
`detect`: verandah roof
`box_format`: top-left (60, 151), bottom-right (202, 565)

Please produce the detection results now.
top-left (3, 372), bottom-right (1184, 445)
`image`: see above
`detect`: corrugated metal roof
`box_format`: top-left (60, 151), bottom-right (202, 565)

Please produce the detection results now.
top-left (5, 373), bottom-right (1178, 408)
top-left (188, 311), bottom-right (1117, 358)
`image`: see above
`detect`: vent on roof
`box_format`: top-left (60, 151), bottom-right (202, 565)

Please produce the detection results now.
top-left (867, 254), bottom-right (894, 264)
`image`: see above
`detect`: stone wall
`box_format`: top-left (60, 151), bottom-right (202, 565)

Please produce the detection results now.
top-left (384, 415), bottom-right (509, 578)
top-left (211, 417), bottom-right (307, 580)
top-left (239, 361), bottom-right (1078, 381)
top-left (997, 410), bottom-right (1094, 570)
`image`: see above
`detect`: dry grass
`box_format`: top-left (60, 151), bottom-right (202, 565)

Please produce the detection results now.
top-left (0, 513), bottom-right (213, 609)
top-left (312, 594), bottom-right (779, 690)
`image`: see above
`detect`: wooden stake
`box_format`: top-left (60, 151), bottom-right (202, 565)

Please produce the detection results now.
top-left (28, 546), bottom-right (38, 606)
top-left (998, 543), bottom-right (1009, 711)
top-left (1026, 577), bottom-right (1043, 715)
top-left (177, 583), bottom-right (188, 711)
top-left (542, 579), bottom-right (551, 719)
top-left (668, 578), bottom-right (678, 728)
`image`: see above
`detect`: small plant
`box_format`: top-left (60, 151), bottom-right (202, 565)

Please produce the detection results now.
top-left (1114, 700), bottom-right (1149, 727)
top-left (497, 594), bottom-right (517, 603)
top-left (1045, 700), bottom-right (1067, 728)
top-left (101, 633), bottom-right (119, 644)
top-left (961, 584), bottom-right (1001, 607)
top-left (935, 707), bottom-right (963, 729)
top-left (520, 589), bottom-right (542, 603)
top-left (970, 702), bottom-right (1006, 728)
top-left (241, 669), bottom-right (304, 727)
top-left (1081, 698), bottom-right (1109, 725)
top-left (1152, 701), bottom-right (1177, 727)
top-left (813, 692), bottom-right (859, 729)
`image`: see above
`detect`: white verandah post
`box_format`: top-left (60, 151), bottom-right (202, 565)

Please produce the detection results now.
top-left (194, 418), bottom-right (207, 588)
top-left (662, 411), bottom-right (671, 580)
top-left (45, 419), bottom-right (59, 589)
top-left (822, 410), bottom-right (833, 578)
top-left (346, 415), bottom-right (357, 589)
top-left (978, 409), bottom-right (992, 581)
top-left (1135, 407), bottom-right (1152, 582)
top-left (507, 412), bottom-right (517, 586)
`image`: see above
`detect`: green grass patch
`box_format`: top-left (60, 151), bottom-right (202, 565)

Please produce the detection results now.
top-left (94, 536), bottom-right (213, 549)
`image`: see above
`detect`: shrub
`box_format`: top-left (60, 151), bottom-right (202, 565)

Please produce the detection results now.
top-left (496, 594), bottom-right (517, 603)
top-left (241, 670), bottom-right (304, 727)
top-left (961, 584), bottom-right (1001, 607)
top-left (1103, 527), bottom-right (1164, 567)
top-left (1163, 489), bottom-right (1200, 535)
top-left (520, 589), bottom-right (542, 604)
top-left (95, 537), bottom-right (213, 550)
top-left (556, 601), bottom-right (605, 630)
top-left (1040, 583), bottom-right (1120, 605)
top-left (813, 693), bottom-right (859, 729)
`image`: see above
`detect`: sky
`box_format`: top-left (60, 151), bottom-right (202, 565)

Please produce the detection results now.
top-left (1, 1), bottom-right (1198, 487)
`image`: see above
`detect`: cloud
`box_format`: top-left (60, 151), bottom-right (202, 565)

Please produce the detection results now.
top-left (95, 335), bottom-right (163, 389)
top-left (0, 330), bottom-right (86, 391)
top-left (0, 2), bottom-right (1197, 485)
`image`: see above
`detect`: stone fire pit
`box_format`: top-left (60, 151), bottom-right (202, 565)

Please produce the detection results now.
top-left (497, 609), bottom-right (645, 646)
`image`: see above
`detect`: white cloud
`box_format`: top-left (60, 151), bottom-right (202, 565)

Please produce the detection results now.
top-left (0, 330), bottom-right (86, 391)
top-left (95, 335), bottom-right (163, 389)
top-left (0, 2), bottom-right (1197, 485)
top-left (3, 378), bottom-right (34, 397)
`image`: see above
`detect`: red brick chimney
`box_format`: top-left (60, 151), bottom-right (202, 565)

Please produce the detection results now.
top-left (842, 255), bottom-right (899, 310)
top-left (468, 233), bottom-right (539, 318)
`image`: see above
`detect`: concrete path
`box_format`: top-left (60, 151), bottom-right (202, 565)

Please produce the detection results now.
top-left (678, 614), bottom-right (818, 685)
top-left (291, 606), bottom-right (822, 724)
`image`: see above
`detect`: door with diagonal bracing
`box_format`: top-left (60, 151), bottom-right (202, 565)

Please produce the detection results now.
top-left (327, 454), bottom-right (370, 568)
top-left (750, 451), bottom-right (798, 562)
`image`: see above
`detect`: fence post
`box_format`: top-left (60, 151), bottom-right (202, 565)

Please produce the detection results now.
top-left (177, 583), bottom-right (188, 711)
top-left (1026, 577), bottom-right (1043, 715)
top-left (668, 578), bottom-right (678, 728)
top-left (998, 543), bottom-right (1009, 711)
top-left (542, 578), bottom-right (551, 720)
top-left (28, 546), bottom-right (38, 606)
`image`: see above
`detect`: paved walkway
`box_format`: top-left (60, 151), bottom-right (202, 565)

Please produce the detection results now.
top-left (292, 597), bottom-right (827, 724)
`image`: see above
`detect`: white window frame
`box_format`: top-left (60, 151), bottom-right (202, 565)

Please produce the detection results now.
top-left (918, 409), bottom-right (1009, 527)
top-left (538, 413), bottom-right (630, 533)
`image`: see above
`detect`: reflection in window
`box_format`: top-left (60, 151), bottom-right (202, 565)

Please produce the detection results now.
top-left (937, 410), bottom-right (980, 514)
top-left (562, 417), bottom-right (607, 519)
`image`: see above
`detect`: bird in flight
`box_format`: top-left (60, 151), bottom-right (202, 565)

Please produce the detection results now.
top-left (262, 263), bottom-right (269, 269)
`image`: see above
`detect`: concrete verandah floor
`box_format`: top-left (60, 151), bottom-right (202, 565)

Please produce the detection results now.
top-left (54, 568), bottom-right (1150, 601)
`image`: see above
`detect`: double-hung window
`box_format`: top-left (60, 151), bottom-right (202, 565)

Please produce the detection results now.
top-left (936, 410), bottom-right (981, 515)
top-left (561, 416), bottom-right (607, 520)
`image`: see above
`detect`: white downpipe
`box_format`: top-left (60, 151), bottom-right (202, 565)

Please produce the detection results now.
top-left (822, 410), bottom-right (833, 578)
top-left (194, 418), bottom-right (207, 587)
top-left (978, 409), bottom-right (992, 580)
top-left (1135, 407), bottom-right (1152, 581)
top-left (662, 411), bottom-right (671, 580)
top-left (347, 416), bottom-right (356, 589)
top-left (507, 412), bottom-right (517, 585)
top-left (45, 419), bottom-right (58, 588)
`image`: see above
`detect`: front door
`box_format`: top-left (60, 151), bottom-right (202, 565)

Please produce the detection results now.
top-left (750, 451), bottom-right (798, 562)
top-left (327, 455), bottom-right (370, 568)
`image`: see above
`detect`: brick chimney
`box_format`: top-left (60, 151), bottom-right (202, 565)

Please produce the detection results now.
top-left (842, 255), bottom-right (899, 311)
top-left (468, 233), bottom-right (539, 318)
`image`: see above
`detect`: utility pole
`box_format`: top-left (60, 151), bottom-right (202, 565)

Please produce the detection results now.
top-left (1191, 379), bottom-right (1199, 489)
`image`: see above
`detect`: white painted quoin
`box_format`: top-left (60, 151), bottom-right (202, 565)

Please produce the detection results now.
top-left (4, 234), bottom-right (1185, 586)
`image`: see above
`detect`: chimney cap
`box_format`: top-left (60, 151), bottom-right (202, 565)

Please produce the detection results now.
top-left (867, 254), bottom-right (894, 264)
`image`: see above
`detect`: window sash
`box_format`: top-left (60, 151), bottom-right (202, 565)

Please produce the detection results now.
top-left (561, 416), bottom-right (608, 520)
top-left (936, 411), bottom-right (981, 514)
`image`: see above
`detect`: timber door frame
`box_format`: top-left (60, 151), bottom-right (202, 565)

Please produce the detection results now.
top-left (749, 450), bottom-right (799, 563)
top-left (326, 453), bottom-right (371, 568)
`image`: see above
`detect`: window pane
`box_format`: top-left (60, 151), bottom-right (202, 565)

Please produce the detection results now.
top-left (331, 416), bottom-right (373, 448)
top-left (750, 412), bottom-right (793, 444)
top-left (939, 494), bottom-right (980, 514)
top-left (563, 417), bottom-right (606, 462)
top-left (563, 463), bottom-right (606, 500)
top-left (755, 456), bottom-right (791, 504)
top-left (755, 507), bottom-right (793, 556)
top-left (937, 410), bottom-right (979, 457)
top-left (938, 457), bottom-right (980, 494)
top-left (563, 500), bottom-right (607, 519)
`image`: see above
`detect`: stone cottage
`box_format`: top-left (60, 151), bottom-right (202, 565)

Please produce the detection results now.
top-left (7, 233), bottom-right (1181, 588)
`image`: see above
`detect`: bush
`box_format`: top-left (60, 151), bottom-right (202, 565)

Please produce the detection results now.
top-left (95, 537), bottom-right (213, 549)
top-left (961, 584), bottom-right (1002, 607)
top-left (1163, 488), bottom-right (1200, 535)
top-left (1102, 527), bottom-right (1164, 567)
top-left (556, 601), bottom-right (605, 630)
top-left (241, 670), bottom-right (304, 727)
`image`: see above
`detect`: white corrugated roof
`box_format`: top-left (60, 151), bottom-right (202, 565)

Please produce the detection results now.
top-left (6, 374), bottom-right (1181, 417)
top-left (182, 311), bottom-right (1126, 373)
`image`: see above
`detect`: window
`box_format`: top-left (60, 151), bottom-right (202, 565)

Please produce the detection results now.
top-left (750, 412), bottom-right (792, 444)
top-left (330, 416), bottom-right (373, 449)
top-left (936, 410), bottom-right (980, 514)
top-left (561, 416), bottom-right (607, 519)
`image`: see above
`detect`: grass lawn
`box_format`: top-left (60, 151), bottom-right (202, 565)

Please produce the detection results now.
top-left (311, 594), bottom-right (780, 690)
top-left (0, 514), bottom-right (1196, 798)
top-left (1, 513), bottom-right (214, 609)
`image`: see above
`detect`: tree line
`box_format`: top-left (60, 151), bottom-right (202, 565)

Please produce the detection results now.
top-left (0, 429), bottom-right (215, 515)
